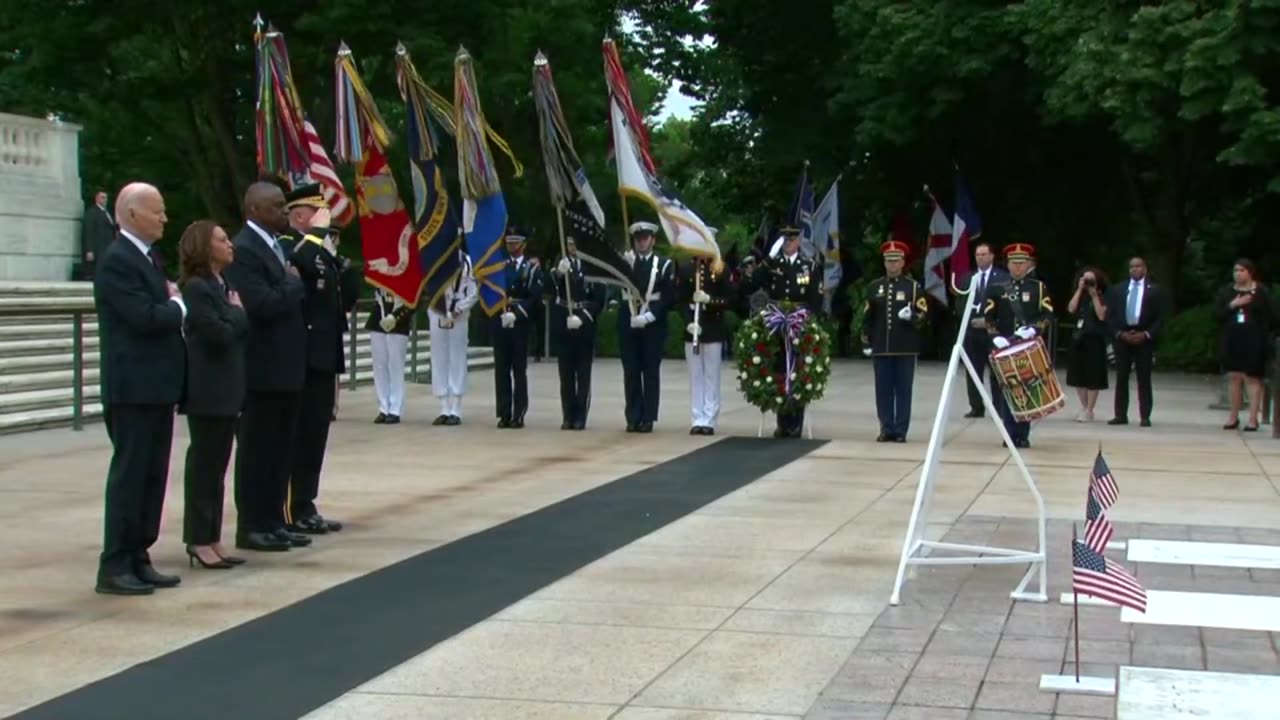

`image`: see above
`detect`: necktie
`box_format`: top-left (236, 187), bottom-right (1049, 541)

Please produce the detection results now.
top-left (146, 247), bottom-right (164, 275)
top-left (975, 270), bottom-right (987, 306)
top-left (1126, 282), bottom-right (1140, 325)
top-left (270, 240), bottom-right (286, 267)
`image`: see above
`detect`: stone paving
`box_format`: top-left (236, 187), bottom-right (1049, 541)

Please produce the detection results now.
top-left (806, 518), bottom-right (1280, 719)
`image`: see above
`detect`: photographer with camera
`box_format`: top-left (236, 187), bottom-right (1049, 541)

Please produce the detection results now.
top-left (1067, 267), bottom-right (1109, 421)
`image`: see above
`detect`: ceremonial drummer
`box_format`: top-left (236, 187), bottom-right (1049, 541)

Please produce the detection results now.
top-left (550, 238), bottom-right (604, 430)
top-left (493, 226), bottom-right (542, 429)
top-left (757, 225), bottom-right (822, 438)
top-left (282, 184), bottom-right (358, 534)
top-left (860, 240), bottom-right (928, 443)
top-left (679, 233), bottom-right (735, 435)
top-left (619, 221), bottom-right (675, 433)
top-left (984, 242), bottom-right (1054, 448)
top-left (366, 286), bottom-right (412, 425)
top-left (428, 240), bottom-right (477, 426)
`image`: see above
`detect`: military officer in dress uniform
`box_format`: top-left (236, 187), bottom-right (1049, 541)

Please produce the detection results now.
top-left (281, 184), bottom-right (357, 534)
top-left (428, 242), bottom-right (478, 426)
top-left (493, 226), bottom-right (542, 428)
top-left (861, 240), bottom-right (929, 442)
top-left (551, 238), bottom-right (604, 430)
top-left (757, 225), bottom-right (823, 438)
top-left (680, 235), bottom-right (736, 435)
top-left (619, 221), bottom-right (675, 433)
top-left (983, 242), bottom-right (1054, 449)
top-left (366, 286), bottom-right (413, 424)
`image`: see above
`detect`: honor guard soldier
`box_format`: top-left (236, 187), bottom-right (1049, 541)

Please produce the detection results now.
top-left (680, 236), bottom-right (735, 435)
top-left (493, 226), bottom-right (542, 428)
top-left (619, 221), bottom-right (675, 432)
top-left (757, 225), bottom-right (822, 438)
top-left (429, 241), bottom-right (478, 426)
top-left (282, 184), bottom-right (358, 534)
top-left (366, 286), bottom-right (413, 424)
top-left (984, 242), bottom-right (1054, 448)
top-left (551, 238), bottom-right (604, 430)
top-left (861, 240), bottom-right (928, 442)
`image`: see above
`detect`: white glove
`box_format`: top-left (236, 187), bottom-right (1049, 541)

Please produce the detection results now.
top-left (629, 314), bottom-right (646, 328)
top-left (501, 311), bottom-right (516, 328)
top-left (862, 347), bottom-right (872, 357)
top-left (1014, 326), bottom-right (1036, 340)
top-left (992, 336), bottom-right (1011, 350)
top-left (379, 315), bottom-right (396, 332)
top-left (623, 250), bottom-right (636, 265)
top-left (556, 258), bottom-right (571, 275)
top-left (641, 311), bottom-right (656, 325)
top-left (897, 306), bottom-right (912, 321)
top-left (566, 315), bottom-right (583, 330)
top-left (687, 322), bottom-right (701, 335)
top-left (693, 290), bottom-right (711, 304)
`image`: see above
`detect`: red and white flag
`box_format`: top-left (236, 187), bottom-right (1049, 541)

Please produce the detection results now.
top-left (922, 190), bottom-right (953, 303)
top-left (295, 119), bottom-right (354, 227)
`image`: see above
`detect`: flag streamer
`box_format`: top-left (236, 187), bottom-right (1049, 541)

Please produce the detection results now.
top-left (454, 47), bottom-right (509, 316)
top-left (254, 25), bottom-right (309, 178)
top-left (334, 42), bottom-right (393, 163)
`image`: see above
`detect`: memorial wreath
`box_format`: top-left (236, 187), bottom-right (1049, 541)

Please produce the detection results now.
top-left (733, 302), bottom-right (832, 413)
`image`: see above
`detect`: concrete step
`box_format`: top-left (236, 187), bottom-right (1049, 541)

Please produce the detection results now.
top-left (0, 322), bottom-right (99, 341)
top-left (1, 336), bottom-right (102, 356)
top-left (0, 403), bottom-right (104, 435)
top-left (0, 352), bottom-right (101, 374)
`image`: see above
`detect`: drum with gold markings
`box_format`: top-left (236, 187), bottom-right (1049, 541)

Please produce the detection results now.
top-left (989, 337), bottom-right (1065, 422)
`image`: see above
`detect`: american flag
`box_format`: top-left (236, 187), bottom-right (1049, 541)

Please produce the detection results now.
top-left (293, 120), bottom-right (354, 226)
top-left (1089, 451), bottom-right (1118, 509)
top-left (1072, 540), bottom-right (1147, 612)
top-left (1083, 489), bottom-right (1114, 553)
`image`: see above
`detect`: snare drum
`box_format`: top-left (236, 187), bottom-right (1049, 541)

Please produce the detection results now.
top-left (989, 337), bottom-right (1065, 422)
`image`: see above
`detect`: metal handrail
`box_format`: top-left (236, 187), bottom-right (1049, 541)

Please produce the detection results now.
top-left (0, 296), bottom-right (94, 431)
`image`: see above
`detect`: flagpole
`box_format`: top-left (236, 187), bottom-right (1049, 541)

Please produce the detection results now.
top-left (692, 268), bottom-right (702, 355)
top-left (619, 194), bottom-right (632, 251)
top-left (556, 204), bottom-right (574, 309)
top-left (1072, 524), bottom-right (1081, 683)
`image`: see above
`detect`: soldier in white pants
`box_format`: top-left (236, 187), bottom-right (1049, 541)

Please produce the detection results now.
top-left (368, 288), bottom-right (411, 424)
top-left (428, 250), bottom-right (477, 425)
top-left (679, 249), bottom-right (735, 435)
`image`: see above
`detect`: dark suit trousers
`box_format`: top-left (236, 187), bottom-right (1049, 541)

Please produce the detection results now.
top-left (235, 391), bottom-right (300, 534)
top-left (874, 356), bottom-right (916, 437)
top-left (557, 329), bottom-right (595, 425)
top-left (494, 324), bottom-right (530, 421)
top-left (1113, 337), bottom-right (1154, 421)
top-left (183, 415), bottom-right (236, 545)
top-left (963, 331), bottom-right (992, 414)
top-left (620, 325), bottom-right (664, 425)
top-left (289, 370), bottom-right (335, 522)
top-left (99, 405), bottom-right (174, 578)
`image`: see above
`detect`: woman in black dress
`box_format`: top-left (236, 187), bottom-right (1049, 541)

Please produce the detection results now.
top-left (178, 221), bottom-right (249, 569)
top-left (1066, 266), bottom-right (1109, 421)
top-left (1216, 259), bottom-right (1275, 431)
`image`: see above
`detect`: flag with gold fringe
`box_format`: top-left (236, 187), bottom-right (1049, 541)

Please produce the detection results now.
top-left (333, 43), bottom-right (423, 306)
top-left (252, 19), bottom-right (353, 225)
top-left (454, 46), bottom-right (512, 316)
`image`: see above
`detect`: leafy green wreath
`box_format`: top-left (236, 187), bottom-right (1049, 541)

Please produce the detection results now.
top-left (733, 302), bottom-right (833, 413)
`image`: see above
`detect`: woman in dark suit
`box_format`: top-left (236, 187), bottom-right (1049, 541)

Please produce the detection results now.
top-left (178, 221), bottom-right (248, 569)
top-left (1066, 266), bottom-right (1109, 422)
top-left (1215, 259), bottom-right (1275, 432)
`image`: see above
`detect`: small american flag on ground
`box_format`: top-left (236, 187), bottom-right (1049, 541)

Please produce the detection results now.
top-left (1072, 540), bottom-right (1147, 612)
top-left (1083, 489), bottom-right (1114, 553)
top-left (1089, 451), bottom-right (1118, 509)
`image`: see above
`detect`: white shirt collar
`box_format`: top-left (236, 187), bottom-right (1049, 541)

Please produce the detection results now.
top-left (246, 220), bottom-right (278, 248)
top-left (118, 228), bottom-right (151, 257)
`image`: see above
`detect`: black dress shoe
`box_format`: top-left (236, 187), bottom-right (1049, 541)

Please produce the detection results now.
top-left (385, 414), bottom-right (401, 425)
top-left (95, 573), bottom-right (154, 596)
top-left (689, 427), bottom-right (700, 435)
top-left (374, 413), bottom-right (387, 424)
top-left (1014, 438), bottom-right (1031, 449)
top-left (236, 532), bottom-right (290, 552)
top-left (877, 433), bottom-right (890, 442)
top-left (446, 415), bottom-right (461, 426)
top-left (1139, 418), bottom-right (1151, 427)
top-left (316, 514), bottom-right (343, 532)
top-left (893, 435), bottom-right (906, 443)
top-left (135, 565), bottom-right (181, 588)
top-left (964, 410), bottom-right (983, 418)
top-left (289, 515), bottom-right (330, 535)
top-left (571, 420), bottom-right (585, 430)
top-left (704, 427), bottom-right (715, 436)
top-left (510, 418), bottom-right (525, 429)
top-left (1107, 418), bottom-right (1128, 426)
top-left (626, 424), bottom-right (638, 433)
top-left (432, 414), bottom-right (449, 426)
top-left (563, 422), bottom-right (573, 430)
top-left (273, 528), bottom-right (312, 547)
top-left (638, 422), bottom-right (653, 433)
top-left (497, 418), bottom-right (511, 429)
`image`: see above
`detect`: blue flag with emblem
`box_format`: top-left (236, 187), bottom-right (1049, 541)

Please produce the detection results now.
top-left (786, 164), bottom-right (816, 258)
top-left (396, 45), bottom-right (459, 312)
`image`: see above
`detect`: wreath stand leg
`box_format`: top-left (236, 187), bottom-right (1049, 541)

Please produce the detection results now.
top-left (755, 407), bottom-right (815, 439)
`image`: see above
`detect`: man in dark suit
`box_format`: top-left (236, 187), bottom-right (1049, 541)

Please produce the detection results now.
top-left (93, 182), bottom-right (187, 595)
top-left (223, 181), bottom-right (310, 552)
top-left (1106, 256), bottom-right (1164, 426)
top-left (281, 184), bottom-right (355, 534)
top-left (954, 241), bottom-right (1008, 417)
top-left (81, 190), bottom-right (116, 278)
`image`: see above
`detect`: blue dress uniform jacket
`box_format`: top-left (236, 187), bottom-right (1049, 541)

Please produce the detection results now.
top-left (860, 275), bottom-right (929, 356)
top-left (618, 252), bottom-right (676, 429)
top-left (679, 258), bottom-right (736, 344)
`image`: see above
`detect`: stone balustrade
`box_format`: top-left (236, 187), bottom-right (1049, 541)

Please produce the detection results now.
top-left (0, 112), bottom-right (84, 281)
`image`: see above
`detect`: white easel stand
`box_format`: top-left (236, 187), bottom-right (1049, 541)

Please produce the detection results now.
top-left (756, 408), bottom-right (816, 439)
top-left (888, 274), bottom-right (1048, 606)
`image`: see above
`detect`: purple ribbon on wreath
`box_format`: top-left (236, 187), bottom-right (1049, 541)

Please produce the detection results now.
top-left (762, 303), bottom-right (809, 395)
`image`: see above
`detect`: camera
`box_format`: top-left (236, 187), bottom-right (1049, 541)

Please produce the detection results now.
top-left (1083, 277), bottom-right (1096, 288)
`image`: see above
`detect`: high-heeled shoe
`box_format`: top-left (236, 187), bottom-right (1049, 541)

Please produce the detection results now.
top-left (187, 546), bottom-right (232, 569)
top-left (1223, 419), bottom-right (1240, 430)
top-left (210, 544), bottom-right (246, 565)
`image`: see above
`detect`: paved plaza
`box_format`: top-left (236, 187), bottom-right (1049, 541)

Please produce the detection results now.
top-left (0, 358), bottom-right (1277, 719)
